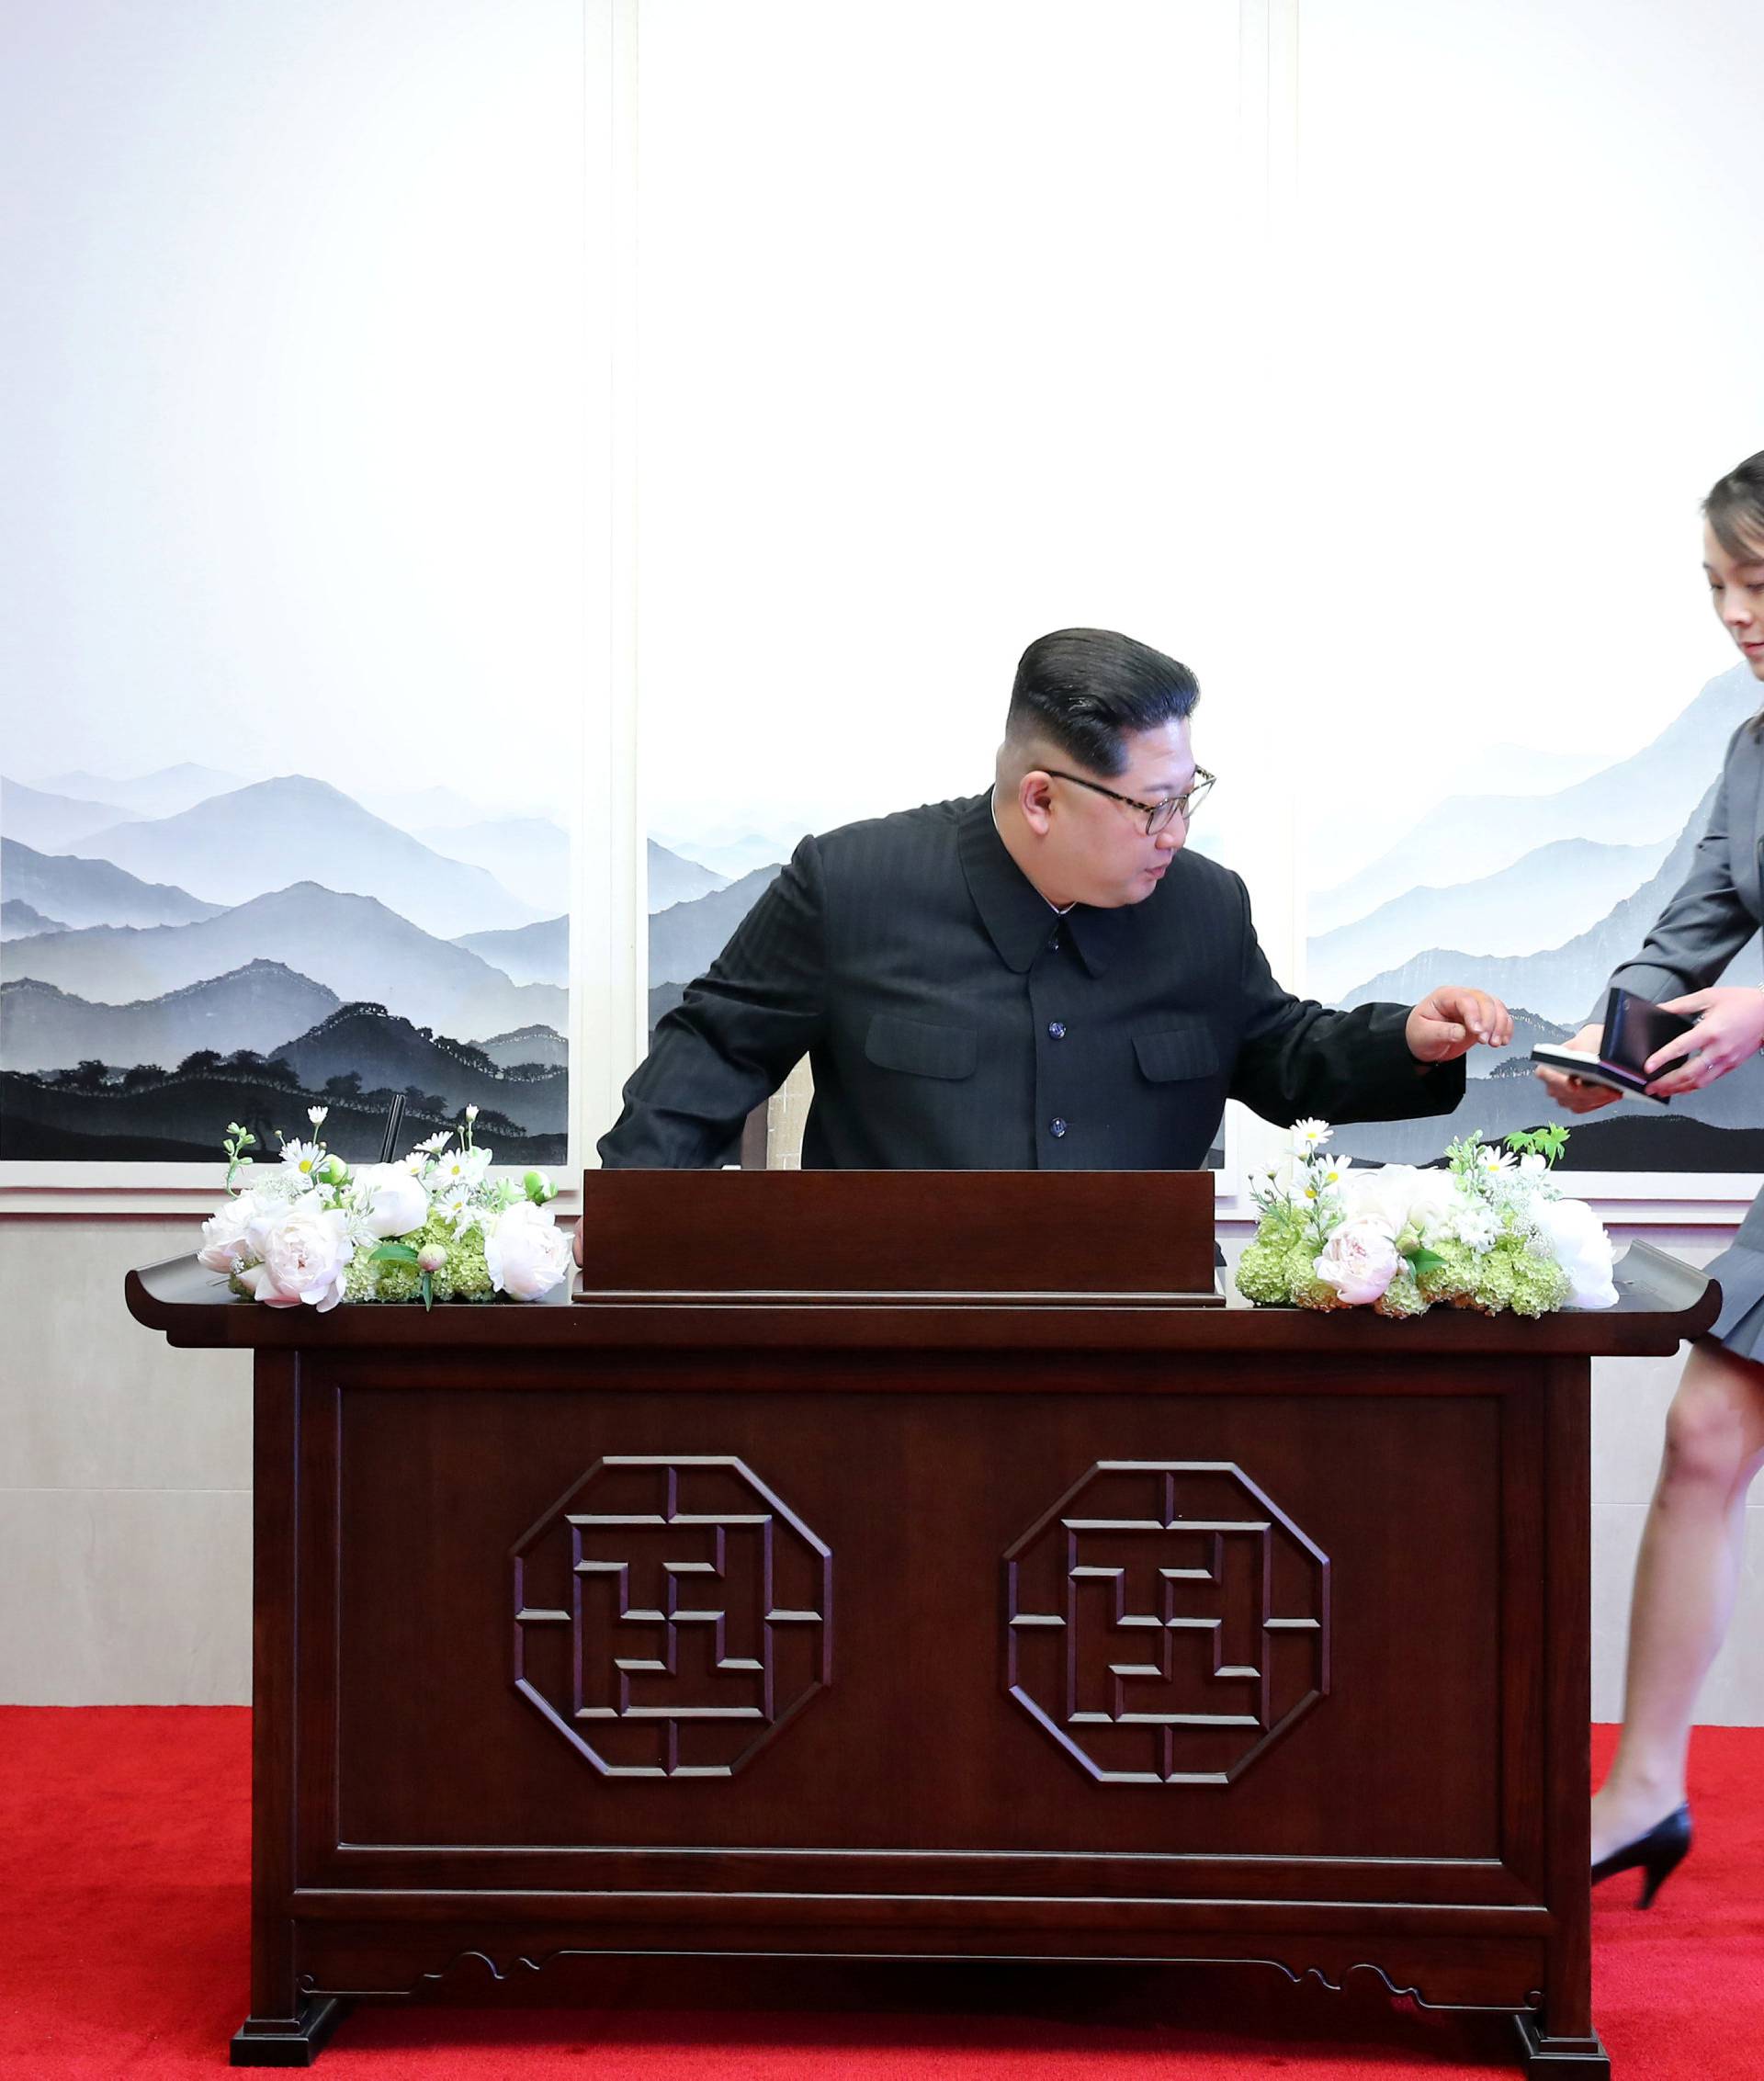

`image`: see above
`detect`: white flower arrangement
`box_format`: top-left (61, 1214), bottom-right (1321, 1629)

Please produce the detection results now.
top-left (1236, 1119), bottom-right (1618, 1318)
top-left (198, 1107), bottom-right (570, 1312)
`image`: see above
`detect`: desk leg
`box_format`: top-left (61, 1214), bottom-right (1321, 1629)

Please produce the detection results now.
top-left (1536, 1360), bottom-right (1605, 2075)
top-left (230, 1998), bottom-right (348, 2068)
top-left (233, 1356), bottom-right (348, 2065)
top-left (1513, 2010), bottom-right (1611, 2074)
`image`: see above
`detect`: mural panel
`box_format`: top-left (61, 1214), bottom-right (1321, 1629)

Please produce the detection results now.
top-left (0, 1), bottom-right (587, 1171)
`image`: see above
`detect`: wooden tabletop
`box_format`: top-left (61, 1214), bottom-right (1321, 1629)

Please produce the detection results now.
top-left (126, 1238), bottom-right (1716, 1359)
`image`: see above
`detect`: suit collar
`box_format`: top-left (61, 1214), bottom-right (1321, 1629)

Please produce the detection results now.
top-left (956, 792), bottom-right (1130, 977)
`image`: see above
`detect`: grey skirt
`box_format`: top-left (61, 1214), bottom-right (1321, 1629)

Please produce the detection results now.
top-left (1704, 1192), bottom-right (1764, 1359)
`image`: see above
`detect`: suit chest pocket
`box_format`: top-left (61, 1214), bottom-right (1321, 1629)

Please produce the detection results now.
top-left (864, 1013), bottom-right (978, 1080)
top-left (1134, 1023), bottom-right (1219, 1083)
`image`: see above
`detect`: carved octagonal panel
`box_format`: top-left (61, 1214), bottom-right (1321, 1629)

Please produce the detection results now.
top-left (1005, 1460), bottom-right (1330, 1786)
top-left (512, 1454), bottom-right (831, 1779)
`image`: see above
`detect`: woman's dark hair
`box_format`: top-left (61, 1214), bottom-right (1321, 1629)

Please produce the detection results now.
top-left (1705, 451), bottom-right (1764, 561)
top-left (1704, 453), bottom-right (1764, 737)
top-left (1006, 628), bottom-right (1199, 777)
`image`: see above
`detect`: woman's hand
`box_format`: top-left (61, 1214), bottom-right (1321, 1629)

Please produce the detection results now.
top-left (1641, 987), bottom-right (1764, 1097)
top-left (1534, 1023), bottom-right (1623, 1114)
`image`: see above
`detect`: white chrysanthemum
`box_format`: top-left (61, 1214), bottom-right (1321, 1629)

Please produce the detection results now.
top-left (1313, 1150), bottom-right (1353, 1190)
top-left (279, 1138), bottom-right (326, 1183)
top-left (1451, 1204), bottom-right (1499, 1250)
top-left (307, 1105), bottom-right (329, 1127)
top-left (1291, 1118), bottom-right (1332, 1155)
top-left (431, 1145), bottom-right (492, 1193)
top-left (1476, 1146), bottom-right (1516, 1177)
top-left (414, 1130), bottom-right (453, 1154)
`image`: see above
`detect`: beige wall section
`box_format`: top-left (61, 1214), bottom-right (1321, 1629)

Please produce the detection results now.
top-left (762, 1059), bottom-right (815, 1170)
top-left (0, 1217), bottom-right (251, 1704)
top-left (5, 1213), bottom-right (1763, 1720)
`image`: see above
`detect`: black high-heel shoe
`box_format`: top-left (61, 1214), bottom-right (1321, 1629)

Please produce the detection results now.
top-left (1590, 1803), bottom-right (1692, 1907)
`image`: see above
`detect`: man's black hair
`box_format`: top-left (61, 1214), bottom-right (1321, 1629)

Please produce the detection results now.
top-left (1006, 628), bottom-right (1199, 778)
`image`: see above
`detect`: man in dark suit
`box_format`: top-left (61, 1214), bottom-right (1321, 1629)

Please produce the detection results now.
top-left (597, 628), bottom-right (1510, 1171)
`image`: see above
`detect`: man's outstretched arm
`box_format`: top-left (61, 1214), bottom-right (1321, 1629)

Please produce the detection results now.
top-left (1224, 871), bottom-right (1508, 1126)
top-left (597, 835), bottom-right (829, 1169)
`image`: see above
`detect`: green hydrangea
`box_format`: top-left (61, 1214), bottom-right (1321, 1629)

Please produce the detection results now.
top-left (343, 1255), bottom-right (382, 1302)
top-left (1236, 1237), bottom-right (1295, 1306)
top-left (435, 1223), bottom-right (494, 1302)
top-left (1286, 1243), bottom-right (1342, 1311)
top-left (1468, 1235), bottom-right (1569, 1318)
top-left (1374, 1264), bottom-right (1430, 1319)
top-left (1235, 1232), bottom-right (1340, 1310)
top-left (1414, 1238), bottom-right (1481, 1306)
top-left (372, 1254), bottom-right (424, 1304)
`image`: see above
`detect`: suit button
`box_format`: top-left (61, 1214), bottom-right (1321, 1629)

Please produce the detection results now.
top-left (1048, 933), bottom-right (1062, 951)
top-left (1047, 1021), bottom-right (1067, 1040)
top-left (1048, 1118), bottom-right (1068, 1138)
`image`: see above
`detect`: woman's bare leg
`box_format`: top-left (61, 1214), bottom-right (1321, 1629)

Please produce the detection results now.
top-left (1590, 1337), bottom-right (1764, 1864)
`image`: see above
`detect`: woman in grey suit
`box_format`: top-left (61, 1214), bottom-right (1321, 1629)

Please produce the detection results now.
top-left (1537, 448), bottom-right (1764, 1906)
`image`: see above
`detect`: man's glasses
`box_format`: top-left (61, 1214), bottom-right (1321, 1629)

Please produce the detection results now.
top-left (1044, 766), bottom-right (1216, 836)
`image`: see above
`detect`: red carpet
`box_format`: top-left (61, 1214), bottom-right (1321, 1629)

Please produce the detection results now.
top-left (1, 1711), bottom-right (1758, 2077)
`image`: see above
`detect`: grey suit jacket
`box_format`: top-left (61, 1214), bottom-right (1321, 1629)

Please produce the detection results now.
top-left (601, 793), bottom-right (1464, 1170)
top-left (1601, 721), bottom-right (1764, 1016)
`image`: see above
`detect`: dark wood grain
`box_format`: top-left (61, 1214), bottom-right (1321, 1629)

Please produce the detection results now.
top-left (574, 1169), bottom-right (1218, 1297)
top-left (125, 1193), bottom-right (1710, 2072)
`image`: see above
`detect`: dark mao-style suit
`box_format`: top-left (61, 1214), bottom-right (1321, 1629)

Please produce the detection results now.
top-left (599, 793), bottom-right (1464, 1169)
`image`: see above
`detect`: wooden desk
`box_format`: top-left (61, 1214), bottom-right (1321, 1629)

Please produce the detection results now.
top-left (126, 1175), bottom-right (1712, 2075)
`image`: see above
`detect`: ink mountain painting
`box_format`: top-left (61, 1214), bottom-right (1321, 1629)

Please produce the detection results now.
top-left (0, 770), bottom-right (702, 1166)
top-left (1312, 662), bottom-right (1764, 1173)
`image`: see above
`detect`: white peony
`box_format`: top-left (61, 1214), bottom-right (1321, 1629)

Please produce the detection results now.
top-left (1313, 1218), bottom-right (1402, 1306)
top-left (1529, 1195), bottom-right (1618, 1309)
top-left (198, 1193), bottom-right (259, 1272)
top-left (1338, 1165), bottom-right (1456, 1243)
top-left (242, 1197), bottom-right (355, 1311)
top-left (483, 1200), bottom-right (572, 1301)
top-left (351, 1162), bottom-right (430, 1239)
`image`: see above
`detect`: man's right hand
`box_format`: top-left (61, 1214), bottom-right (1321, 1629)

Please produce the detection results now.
top-left (1534, 1023), bottom-right (1623, 1114)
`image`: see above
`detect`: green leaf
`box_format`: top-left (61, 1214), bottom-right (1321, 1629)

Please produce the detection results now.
top-left (420, 1270), bottom-right (434, 1312)
top-left (1406, 1247), bottom-right (1447, 1277)
top-left (372, 1241), bottom-right (421, 1265)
